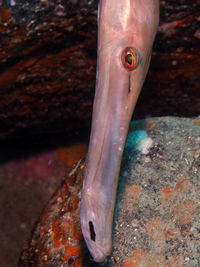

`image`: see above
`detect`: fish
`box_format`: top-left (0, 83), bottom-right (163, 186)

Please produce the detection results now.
top-left (80, 0), bottom-right (159, 263)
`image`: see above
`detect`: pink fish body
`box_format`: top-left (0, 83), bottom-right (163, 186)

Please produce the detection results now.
top-left (80, 0), bottom-right (159, 262)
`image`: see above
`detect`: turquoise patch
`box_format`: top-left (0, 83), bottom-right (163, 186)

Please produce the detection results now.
top-left (125, 130), bottom-right (147, 150)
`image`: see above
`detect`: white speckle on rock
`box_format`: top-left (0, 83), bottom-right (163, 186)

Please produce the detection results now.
top-left (137, 137), bottom-right (153, 154)
top-left (20, 223), bottom-right (26, 229)
top-left (10, 0), bottom-right (16, 6)
top-left (184, 257), bottom-right (190, 262)
top-left (172, 60), bottom-right (177, 65)
top-left (123, 171), bottom-right (128, 177)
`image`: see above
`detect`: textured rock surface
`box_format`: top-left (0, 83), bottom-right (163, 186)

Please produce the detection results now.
top-left (17, 117), bottom-right (200, 266)
top-left (18, 158), bottom-right (88, 267)
top-left (110, 117), bottom-right (200, 266)
top-left (0, 0), bottom-right (98, 139)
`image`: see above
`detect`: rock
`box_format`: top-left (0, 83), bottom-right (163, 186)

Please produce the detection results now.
top-left (18, 157), bottom-right (88, 267)
top-left (18, 116), bottom-right (200, 266)
top-left (110, 116), bottom-right (200, 266)
top-left (0, 1), bottom-right (98, 140)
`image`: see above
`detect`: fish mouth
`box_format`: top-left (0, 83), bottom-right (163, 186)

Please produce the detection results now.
top-left (83, 235), bottom-right (111, 263)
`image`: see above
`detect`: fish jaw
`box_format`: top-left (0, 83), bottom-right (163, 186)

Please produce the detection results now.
top-left (80, 0), bottom-right (159, 262)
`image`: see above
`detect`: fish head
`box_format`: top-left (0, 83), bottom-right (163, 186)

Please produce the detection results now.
top-left (80, 0), bottom-right (159, 263)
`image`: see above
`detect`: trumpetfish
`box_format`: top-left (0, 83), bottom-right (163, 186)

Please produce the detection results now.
top-left (80, 0), bottom-right (159, 263)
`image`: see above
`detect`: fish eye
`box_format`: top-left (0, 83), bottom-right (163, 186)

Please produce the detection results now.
top-left (122, 47), bottom-right (140, 71)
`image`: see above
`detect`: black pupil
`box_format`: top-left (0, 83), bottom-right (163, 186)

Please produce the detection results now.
top-left (125, 54), bottom-right (132, 66)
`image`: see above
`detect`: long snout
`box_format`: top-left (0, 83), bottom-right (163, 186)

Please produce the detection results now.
top-left (80, 0), bottom-right (159, 262)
